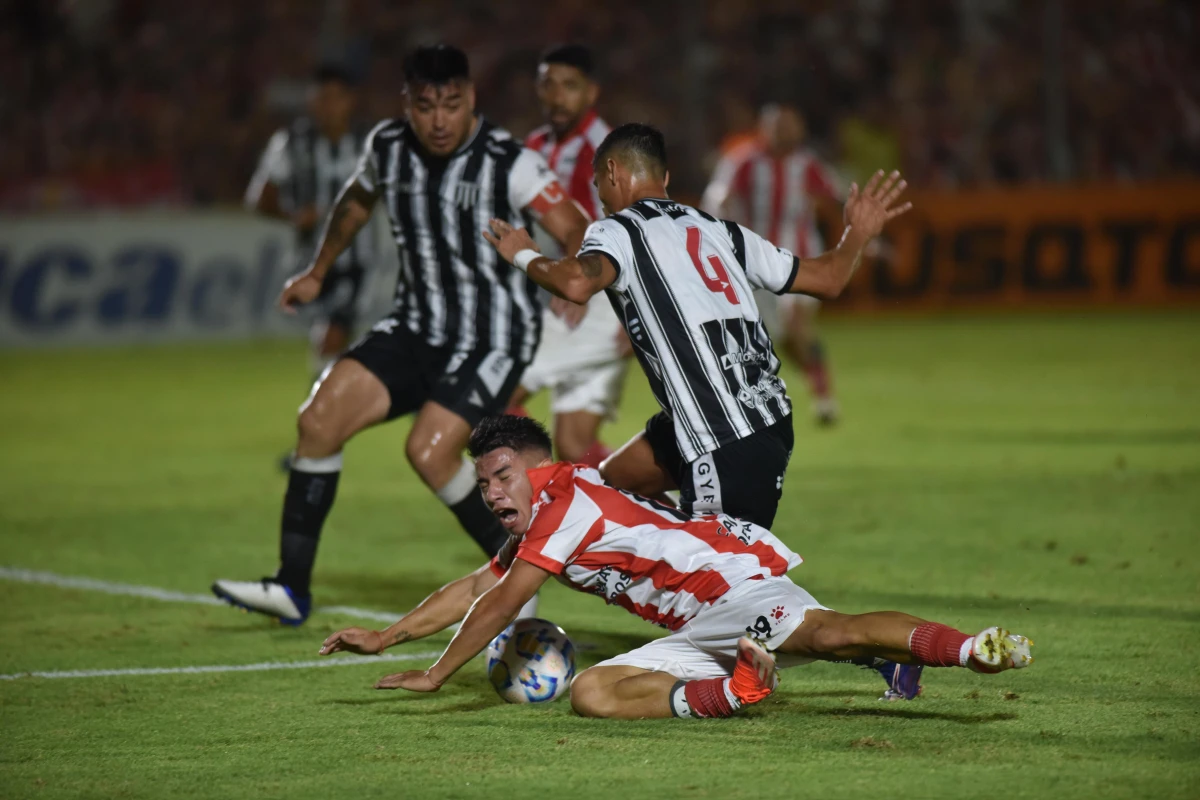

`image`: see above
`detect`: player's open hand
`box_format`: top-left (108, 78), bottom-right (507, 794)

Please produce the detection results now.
top-left (843, 170), bottom-right (912, 240)
top-left (483, 219), bottom-right (539, 265)
top-left (374, 670), bottom-right (441, 692)
top-left (319, 627), bottom-right (384, 656)
top-left (278, 270), bottom-right (324, 314)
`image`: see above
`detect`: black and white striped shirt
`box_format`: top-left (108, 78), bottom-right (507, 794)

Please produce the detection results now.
top-left (579, 198), bottom-right (798, 463)
top-left (249, 117), bottom-right (376, 274)
top-left (354, 117), bottom-right (556, 361)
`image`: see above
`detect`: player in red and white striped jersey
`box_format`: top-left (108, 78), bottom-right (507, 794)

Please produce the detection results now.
top-left (508, 45), bottom-right (630, 468)
top-left (703, 103), bottom-right (842, 425)
top-left (320, 416), bottom-right (1035, 719)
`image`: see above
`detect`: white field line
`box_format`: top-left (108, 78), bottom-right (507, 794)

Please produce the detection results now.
top-left (0, 566), bottom-right (401, 623)
top-left (0, 650), bottom-right (442, 682)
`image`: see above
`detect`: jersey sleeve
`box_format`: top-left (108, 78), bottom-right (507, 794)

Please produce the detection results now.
top-left (577, 218), bottom-right (635, 292)
top-left (244, 129), bottom-right (292, 207)
top-left (515, 470), bottom-right (603, 575)
top-left (507, 148), bottom-right (562, 212)
top-left (738, 223), bottom-right (800, 295)
top-left (352, 121), bottom-right (389, 194)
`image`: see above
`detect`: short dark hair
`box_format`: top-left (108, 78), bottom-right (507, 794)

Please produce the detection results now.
top-left (314, 62), bottom-right (356, 86)
top-left (539, 44), bottom-right (594, 78)
top-left (593, 123), bottom-right (667, 178)
top-left (403, 44), bottom-right (470, 87)
top-left (468, 415), bottom-right (553, 460)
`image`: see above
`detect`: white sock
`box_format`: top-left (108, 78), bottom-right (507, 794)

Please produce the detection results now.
top-left (959, 637), bottom-right (975, 667)
top-left (722, 678), bottom-right (742, 711)
top-left (292, 453), bottom-right (343, 473)
top-left (435, 457), bottom-right (477, 506)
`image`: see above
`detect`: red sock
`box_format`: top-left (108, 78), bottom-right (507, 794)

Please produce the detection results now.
top-left (683, 677), bottom-right (735, 718)
top-left (805, 343), bottom-right (832, 400)
top-left (578, 441), bottom-right (612, 469)
top-left (506, 405), bottom-right (530, 418)
top-left (909, 623), bottom-right (971, 667)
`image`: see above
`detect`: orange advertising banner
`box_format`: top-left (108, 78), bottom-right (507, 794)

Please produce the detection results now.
top-left (827, 182), bottom-right (1200, 311)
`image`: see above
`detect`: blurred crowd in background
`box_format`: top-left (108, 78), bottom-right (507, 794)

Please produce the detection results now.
top-left (4, 0), bottom-right (1199, 211)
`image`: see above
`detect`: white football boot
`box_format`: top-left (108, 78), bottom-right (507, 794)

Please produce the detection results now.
top-left (211, 578), bottom-right (310, 625)
top-left (967, 626), bottom-right (1034, 673)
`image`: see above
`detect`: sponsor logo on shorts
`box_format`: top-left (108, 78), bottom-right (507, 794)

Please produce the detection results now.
top-left (745, 615), bottom-right (773, 642)
top-left (372, 317), bottom-right (400, 335)
top-left (770, 605), bottom-right (789, 622)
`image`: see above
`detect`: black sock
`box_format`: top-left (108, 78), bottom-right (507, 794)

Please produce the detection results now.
top-left (448, 490), bottom-right (509, 557)
top-left (275, 466), bottom-right (340, 596)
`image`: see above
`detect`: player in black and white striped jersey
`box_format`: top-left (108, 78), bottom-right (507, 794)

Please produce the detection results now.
top-left (214, 46), bottom-right (590, 625)
top-left (246, 64), bottom-right (377, 376)
top-left (485, 123), bottom-right (910, 529)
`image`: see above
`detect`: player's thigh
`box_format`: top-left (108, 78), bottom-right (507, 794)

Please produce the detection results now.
top-left (405, 401), bottom-right (474, 488)
top-left (553, 411), bottom-right (604, 462)
top-left (296, 357), bottom-right (390, 448)
top-left (600, 424), bottom-right (678, 496)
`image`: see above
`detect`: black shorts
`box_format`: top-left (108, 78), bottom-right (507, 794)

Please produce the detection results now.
top-left (343, 314), bottom-right (527, 426)
top-left (316, 267), bottom-right (366, 330)
top-left (644, 411), bottom-right (794, 529)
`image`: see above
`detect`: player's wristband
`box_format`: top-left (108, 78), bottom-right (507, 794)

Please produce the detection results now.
top-left (512, 249), bottom-right (541, 273)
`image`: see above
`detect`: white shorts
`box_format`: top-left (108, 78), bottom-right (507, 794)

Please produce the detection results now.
top-left (521, 296), bottom-right (629, 418)
top-left (591, 576), bottom-right (828, 681)
top-left (754, 289), bottom-right (820, 342)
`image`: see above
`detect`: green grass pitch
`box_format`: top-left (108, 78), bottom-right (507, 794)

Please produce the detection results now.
top-left (1, 312), bottom-right (1198, 799)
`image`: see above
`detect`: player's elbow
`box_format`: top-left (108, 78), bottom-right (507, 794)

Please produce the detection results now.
top-left (560, 277), bottom-right (595, 306)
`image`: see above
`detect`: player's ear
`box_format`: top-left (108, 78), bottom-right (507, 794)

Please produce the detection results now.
top-left (465, 82), bottom-right (477, 113)
top-left (663, 170), bottom-right (670, 191)
top-left (586, 82), bottom-right (599, 107)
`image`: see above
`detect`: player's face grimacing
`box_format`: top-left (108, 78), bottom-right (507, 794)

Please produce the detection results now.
top-left (536, 63), bottom-right (597, 137)
top-left (475, 447), bottom-right (551, 535)
top-left (406, 81), bottom-right (477, 157)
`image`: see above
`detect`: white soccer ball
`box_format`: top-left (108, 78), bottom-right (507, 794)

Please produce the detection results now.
top-left (486, 618), bottom-right (576, 704)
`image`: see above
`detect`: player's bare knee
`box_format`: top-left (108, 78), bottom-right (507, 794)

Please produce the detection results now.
top-left (296, 401), bottom-right (342, 454)
top-left (569, 672), bottom-right (616, 718)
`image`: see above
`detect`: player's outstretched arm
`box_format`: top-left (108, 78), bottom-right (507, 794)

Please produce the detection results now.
top-left (786, 169), bottom-right (911, 300)
top-left (318, 563), bottom-right (499, 657)
top-left (483, 219), bottom-right (617, 304)
top-left (278, 179), bottom-right (378, 313)
top-left (374, 559), bottom-right (550, 692)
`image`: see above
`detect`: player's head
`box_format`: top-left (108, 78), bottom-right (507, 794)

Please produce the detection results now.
top-left (469, 415), bottom-right (554, 536)
top-left (759, 102), bottom-right (806, 155)
top-left (310, 63), bottom-right (357, 136)
top-left (592, 123), bottom-right (670, 215)
top-left (536, 44), bottom-right (599, 138)
top-left (403, 44), bottom-right (476, 157)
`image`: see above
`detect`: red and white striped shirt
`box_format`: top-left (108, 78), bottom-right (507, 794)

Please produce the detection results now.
top-left (491, 463), bottom-right (802, 631)
top-left (525, 109), bottom-right (610, 221)
top-left (702, 143), bottom-right (841, 258)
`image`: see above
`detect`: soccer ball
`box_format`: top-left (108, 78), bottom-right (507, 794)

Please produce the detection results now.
top-left (486, 618), bottom-right (576, 704)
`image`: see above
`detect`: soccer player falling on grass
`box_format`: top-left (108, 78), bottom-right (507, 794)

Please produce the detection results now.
top-left (319, 415), bottom-right (1033, 719)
